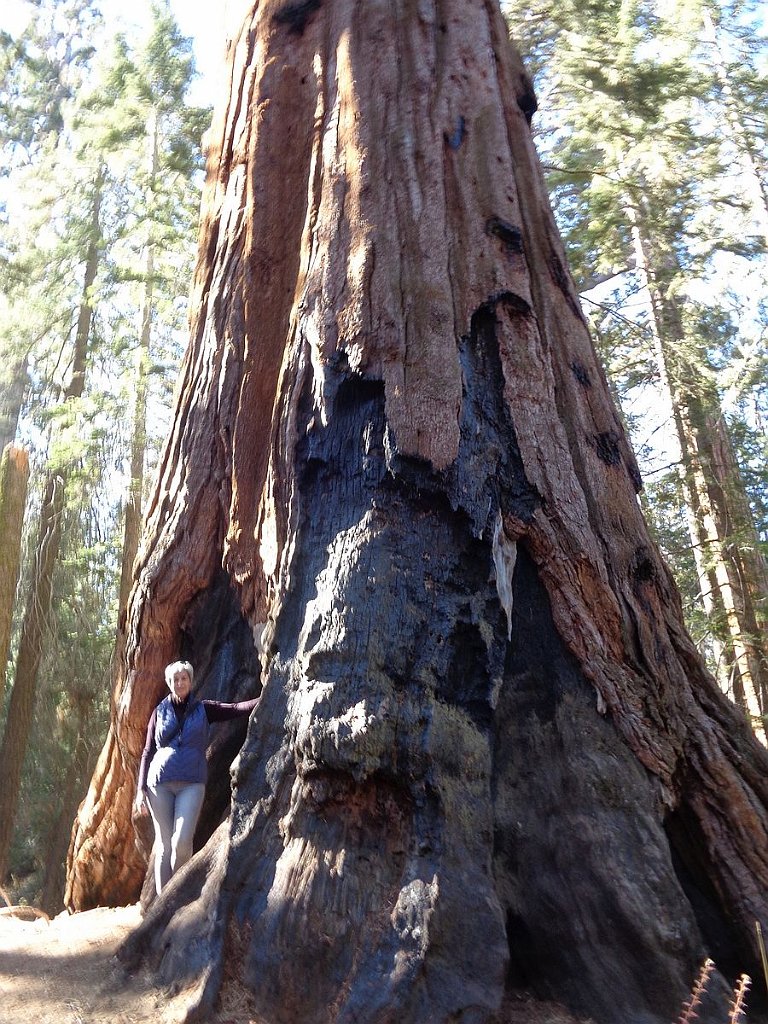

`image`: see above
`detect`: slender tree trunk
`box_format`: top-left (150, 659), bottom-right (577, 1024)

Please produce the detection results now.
top-left (68, 5), bottom-right (768, 1023)
top-left (117, 252), bottom-right (152, 619)
top-left (0, 444), bottom-right (29, 707)
top-left (629, 213), bottom-right (729, 682)
top-left (39, 694), bottom-right (96, 914)
top-left (629, 206), bottom-right (768, 732)
top-left (118, 113), bottom-right (158, 623)
top-left (0, 471), bottom-right (66, 881)
top-left (693, 406), bottom-right (768, 710)
top-left (0, 171), bottom-right (102, 881)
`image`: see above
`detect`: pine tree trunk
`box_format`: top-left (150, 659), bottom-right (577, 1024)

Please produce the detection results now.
top-left (0, 172), bottom-right (102, 881)
top-left (695, 407), bottom-right (768, 710)
top-left (117, 244), bottom-right (153, 621)
top-left (67, 5), bottom-right (768, 1022)
top-left (0, 471), bottom-right (66, 881)
top-left (117, 114), bottom-right (157, 623)
top-left (39, 693), bottom-right (96, 915)
top-left (629, 208), bottom-right (768, 731)
top-left (0, 444), bottom-right (29, 706)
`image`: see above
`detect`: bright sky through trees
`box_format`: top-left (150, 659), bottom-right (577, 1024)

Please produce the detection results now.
top-left (1, 0), bottom-right (227, 103)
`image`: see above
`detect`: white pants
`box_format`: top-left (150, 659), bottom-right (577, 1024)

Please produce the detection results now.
top-left (147, 780), bottom-right (206, 894)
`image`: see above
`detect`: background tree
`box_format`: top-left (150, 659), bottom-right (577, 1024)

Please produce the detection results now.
top-left (67, 3), bottom-right (768, 1023)
top-left (98, 5), bottom-right (209, 623)
top-left (504, 0), bottom-right (768, 727)
top-left (0, 2), bottom-right (207, 906)
top-left (0, 164), bottom-right (104, 882)
top-left (0, 444), bottom-right (28, 705)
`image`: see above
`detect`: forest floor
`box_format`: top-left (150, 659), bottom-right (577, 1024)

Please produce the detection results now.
top-left (0, 905), bottom-right (194, 1024)
top-left (0, 904), bottom-right (592, 1024)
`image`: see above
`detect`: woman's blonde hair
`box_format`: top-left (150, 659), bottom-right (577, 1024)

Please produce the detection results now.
top-left (165, 660), bottom-right (194, 686)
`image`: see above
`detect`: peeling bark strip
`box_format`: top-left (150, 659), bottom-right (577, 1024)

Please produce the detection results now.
top-left (69, 3), bottom-right (768, 1023)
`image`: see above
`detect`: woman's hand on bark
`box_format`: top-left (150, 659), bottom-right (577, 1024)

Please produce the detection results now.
top-left (133, 791), bottom-right (148, 817)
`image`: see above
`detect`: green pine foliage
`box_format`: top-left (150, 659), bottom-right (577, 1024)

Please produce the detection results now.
top-left (0, 0), bottom-right (100, 163)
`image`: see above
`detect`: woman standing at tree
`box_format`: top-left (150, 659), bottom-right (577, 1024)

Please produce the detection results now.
top-left (133, 661), bottom-right (258, 894)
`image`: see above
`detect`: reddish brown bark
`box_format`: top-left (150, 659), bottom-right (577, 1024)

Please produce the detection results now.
top-left (0, 444), bottom-right (29, 706)
top-left (67, 4), bottom-right (768, 1023)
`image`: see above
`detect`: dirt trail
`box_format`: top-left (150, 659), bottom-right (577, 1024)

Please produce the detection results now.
top-left (0, 904), bottom-right (591, 1024)
top-left (0, 905), bottom-right (180, 1024)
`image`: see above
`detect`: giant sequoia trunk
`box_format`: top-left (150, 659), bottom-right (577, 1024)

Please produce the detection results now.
top-left (67, 3), bottom-right (768, 1022)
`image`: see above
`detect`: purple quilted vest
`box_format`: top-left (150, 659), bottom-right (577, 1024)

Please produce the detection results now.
top-left (147, 696), bottom-right (209, 787)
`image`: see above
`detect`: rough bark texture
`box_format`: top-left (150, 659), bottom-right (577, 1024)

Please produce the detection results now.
top-left (68, 4), bottom-right (768, 1023)
top-left (40, 691), bottom-right (96, 915)
top-left (0, 471), bottom-right (66, 881)
top-left (0, 444), bottom-right (29, 706)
